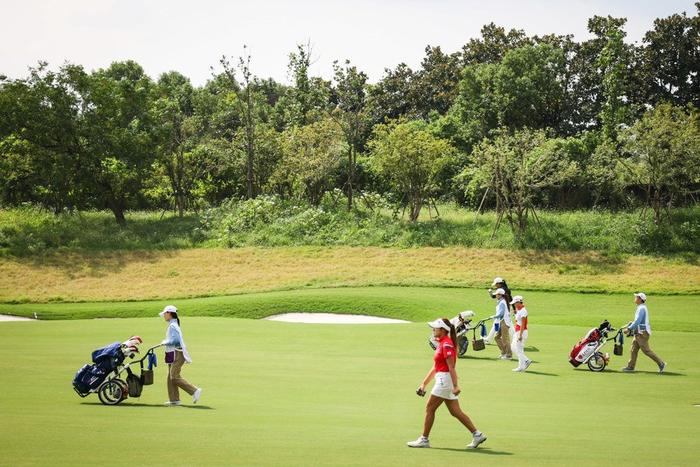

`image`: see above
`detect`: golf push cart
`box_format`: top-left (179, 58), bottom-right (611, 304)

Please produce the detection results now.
top-left (569, 320), bottom-right (625, 372)
top-left (72, 336), bottom-right (163, 405)
top-left (429, 311), bottom-right (494, 357)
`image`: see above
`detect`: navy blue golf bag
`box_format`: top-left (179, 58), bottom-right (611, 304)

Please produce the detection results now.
top-left (72, 342), bottom-right (125, 396)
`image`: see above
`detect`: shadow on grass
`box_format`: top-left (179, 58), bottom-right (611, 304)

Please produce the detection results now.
top-left (431, 447), bottom-right (513, 455)
top-left (521, 370), bottom-right (559, 377)
top-left (80, 402), bottom-right (215, 409)
top-left (573, 368), bottom-right (685, 376)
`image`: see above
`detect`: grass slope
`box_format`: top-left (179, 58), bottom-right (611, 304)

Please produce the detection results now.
top-left (0, 318), bottom-right (698, 466)
top-left (2, 286), bottom-right (700, 332)
top-left (2, 246), bottom-right (700, 303)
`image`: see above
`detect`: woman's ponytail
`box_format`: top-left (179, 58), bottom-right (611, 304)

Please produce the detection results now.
top-left (442, 318), bottom-right (458, 363)
top-left (171, 312), bottom-right (181, 327)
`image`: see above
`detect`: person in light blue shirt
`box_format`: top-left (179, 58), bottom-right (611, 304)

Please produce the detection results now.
top-left (159, 305), bottom-right (202, 405)
top-left (490, 288), bottom-right (512, 360)
top-left (621, 293), bottom-right (666, 373)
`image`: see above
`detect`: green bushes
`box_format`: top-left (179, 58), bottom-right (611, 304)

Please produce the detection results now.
top-left (1, 201), bottom-right (699, 256)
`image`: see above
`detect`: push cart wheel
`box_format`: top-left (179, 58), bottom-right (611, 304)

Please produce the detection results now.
top-left (98, 379), bottom-right (127, 405)
top-left (457, 335), bottom-right (469, 357)
top-left (587, 353), bottom-right (607, 372)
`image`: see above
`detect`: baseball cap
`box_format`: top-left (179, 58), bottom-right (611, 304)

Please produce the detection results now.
top-left (510, 295), bottom-right (523, 305)
top-left (492, 277), bottom-right (504, 286)
top-left (159, 305), bottom-right (178, 317)
top-left (494, 288), bottom-right (506, 296)
top-left (634, 292), bottom-right (647, 302)
top-left (428, 319), bottom-right (451, 332)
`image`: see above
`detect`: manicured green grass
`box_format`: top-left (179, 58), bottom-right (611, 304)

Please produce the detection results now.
top-left (0, 317), bottom-right (698, 466)
top-left (2, 286), bottom-right (699, 331)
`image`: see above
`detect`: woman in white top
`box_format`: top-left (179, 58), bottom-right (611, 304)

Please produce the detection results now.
top-left (160, 305), bottom-right (202, 406)
top-left (510, 296), bottom-right (532, 372)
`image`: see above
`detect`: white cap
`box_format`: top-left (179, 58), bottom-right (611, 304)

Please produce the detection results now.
top-left (494, 288), bottom-right (506, 296)
top-left (634, 292), bottom-right (647, 302)
top-left (459, 310), bottom-right (475, 319)
top-left (492, 277), bottom-right (504, 286)
top-left (428, 319), bottom-right (451, 332)
top-left (159, 305), bottom-right (178, 317)
top-left (510, 295), bottom-right (523, 305)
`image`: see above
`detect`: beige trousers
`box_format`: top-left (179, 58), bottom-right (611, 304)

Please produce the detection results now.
top-left (495, 322), bottom-right (512, 358)
top-left (167, 350), bottom-right (197, 402)
top-left (626, 332), bottom-right (663, 369)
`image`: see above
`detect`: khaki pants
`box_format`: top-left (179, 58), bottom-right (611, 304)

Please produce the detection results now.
top-left (495, 322), bottom-right (512, 358)
top-left (626, 332), bottom-right (663, 370)
top-left (167, 350), bottom-right (197, 402)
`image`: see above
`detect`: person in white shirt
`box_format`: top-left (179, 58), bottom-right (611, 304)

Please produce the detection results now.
top-left (621, 293), bottom-right (666, 373)
top-left (490, 288), bottom-right (512, 360)
top-left (509, 296), bottom-right (532, 372)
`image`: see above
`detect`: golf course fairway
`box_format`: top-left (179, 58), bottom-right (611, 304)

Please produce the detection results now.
top-left (0, 315), bottom-right (698, 466)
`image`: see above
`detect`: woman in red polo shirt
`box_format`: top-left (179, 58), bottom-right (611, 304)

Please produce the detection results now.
top-left (407, 318), bottom-right (487, 449)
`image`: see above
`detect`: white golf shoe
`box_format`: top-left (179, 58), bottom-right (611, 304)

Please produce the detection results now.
top-left (658, 362), bottom-right (667, 374)
top-left (512, 367), bottom-right (523, 372)
top-left (467, 432), bottom-right (487, 449)
top-left (164, 400), bottom-right (182, 406)
top-left (193, 388), bottom-right (203, 403)
top-left (523, 359), bottom-right (532, 370)
top-left (406, 436), bottom-right (430, 448)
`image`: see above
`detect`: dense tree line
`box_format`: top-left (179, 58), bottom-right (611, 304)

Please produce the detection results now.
top-left (1, 6), bottom-right (699, 231)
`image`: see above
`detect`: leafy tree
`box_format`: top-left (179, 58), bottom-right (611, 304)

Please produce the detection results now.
top-left (273, 118), bottom-right (344, 205)
top-left (466, 128), bottom-right (578, 235)
top-left (81, 61), bottom-right (158, 225)
top-left (445, 44), bottom-right (566, 152)
top-left (278, 43), bottom-right (331, 127)
top-left (368, 120), bottom-right (454, 222)
top-left (218, 47), bottom-right (262, 199)
top-left (643, 3), bottom-right (700, 108)
top-left (621, 104), bottom-right (700, 224)
top-left (0, 63), bottom-right (86, 212)
top-left (331, 60), bottom-right (370, 209)
top-left (462, 23), bottom-right (532, 65)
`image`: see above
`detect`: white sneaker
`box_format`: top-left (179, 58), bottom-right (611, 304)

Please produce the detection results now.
top-left (658, 362), bottom-right (666, 374)
top-left (512, 367), bottom-right (523, 372)
top-left (467, 432), bottom-right (487, 449)
top-left (164, 400), bottom-right (182, 406)
top-left (523, 360), bottom-right (532, 370)
top-left (406, 436), bottom-right (430, 448)
top-left (193, 388), bottom-right (202, 403)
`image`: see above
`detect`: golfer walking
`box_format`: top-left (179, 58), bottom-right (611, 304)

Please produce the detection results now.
top-left (510, 296), bottom-right (532, 372)
top-left (407, 318), bottom-right (487, 449)
top-left (621, 293), bottom-right (667, 373)
top-left (491, 289), bottom-right (513, 359)
top-left (160, 305), bottom-right (203, 406)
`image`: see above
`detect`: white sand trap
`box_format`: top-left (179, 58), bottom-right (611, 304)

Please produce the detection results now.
top-left (0, 314), bottom-right (36, 322)
top-left (264, 313), bottom-right (409, 324)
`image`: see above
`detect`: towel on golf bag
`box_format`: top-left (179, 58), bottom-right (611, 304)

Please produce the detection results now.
top-left (147, 352), bottom-right (157, 370)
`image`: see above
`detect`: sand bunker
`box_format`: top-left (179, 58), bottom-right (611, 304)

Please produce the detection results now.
top-left (264, 313), bottom-right (409, 324)
top-left (0, 314), bottom-right (36, 322)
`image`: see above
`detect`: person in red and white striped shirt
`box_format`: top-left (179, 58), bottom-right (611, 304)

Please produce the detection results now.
top-left (510, 296), bottom-right (532, 372)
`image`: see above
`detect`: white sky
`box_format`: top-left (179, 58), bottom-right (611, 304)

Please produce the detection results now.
top-left (1, 0), bottom-right (696, 86)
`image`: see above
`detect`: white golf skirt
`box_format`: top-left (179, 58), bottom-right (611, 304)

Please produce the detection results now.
top-left (431, 372), bottom-right (458, 400)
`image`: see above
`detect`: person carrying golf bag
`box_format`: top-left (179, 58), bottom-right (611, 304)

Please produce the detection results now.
top-left (509, 296), bottom-right (532, 372)
top-left (407, 318), bottom-right (487, 450)
top-left (621, 293), bottom-right (667, 373)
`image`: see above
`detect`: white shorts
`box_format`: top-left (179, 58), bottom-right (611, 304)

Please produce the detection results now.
top-left (431, 372), bottom-right (458, 400)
